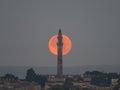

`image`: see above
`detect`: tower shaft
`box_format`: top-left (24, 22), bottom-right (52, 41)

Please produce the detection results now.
top-left (57, 29), bottom-right (63, 78)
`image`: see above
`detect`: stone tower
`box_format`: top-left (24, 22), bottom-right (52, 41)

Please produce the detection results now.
top-left (57, 29), bottom-right (63, 78)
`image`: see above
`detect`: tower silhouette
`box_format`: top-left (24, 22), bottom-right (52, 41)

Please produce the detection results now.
top-left (57, 29), bottom-right (63, 78)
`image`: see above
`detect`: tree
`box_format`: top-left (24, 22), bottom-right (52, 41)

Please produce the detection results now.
top-left (25, 68), bottom-right (48, 89)
top-left (113, 85), bottom-right (120, 90)
top-left (36, 75), bottom-right (47, 88)
top-left (63, 77), bottom-right (73, 90)
top-left (1, 74), bottom-right (18, 80)
top-left (25, 68), bottom-right (36, 82)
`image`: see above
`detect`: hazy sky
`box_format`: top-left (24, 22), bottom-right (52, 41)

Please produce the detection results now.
top-left (0, 0), bottom-right (120, 67)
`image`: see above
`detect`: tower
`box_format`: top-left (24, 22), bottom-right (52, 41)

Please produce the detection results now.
top-left (57, 29), bottom-right (63, 78)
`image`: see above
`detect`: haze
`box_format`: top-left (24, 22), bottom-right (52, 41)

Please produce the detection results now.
top-left (0, 0), bottom-right (120, 66)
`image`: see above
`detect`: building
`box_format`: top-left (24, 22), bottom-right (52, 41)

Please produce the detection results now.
top-left (45, 30), bottom-right (65, 89)
top-left (57, 29), bottom-right (63, 78)
top-left (111, 78), bottom-right (119, 86)
top-left (0, 78), bottom-right (41, 90)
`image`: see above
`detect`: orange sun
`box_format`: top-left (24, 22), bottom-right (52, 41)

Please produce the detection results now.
top-left (48, 34), bottom-right (72, 55)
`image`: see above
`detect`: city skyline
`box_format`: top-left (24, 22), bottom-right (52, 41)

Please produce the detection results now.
top-left (0, 0), bottom-right (120, 66)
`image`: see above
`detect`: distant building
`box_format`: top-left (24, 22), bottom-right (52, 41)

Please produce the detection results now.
top-left (111, 78), bottom-right (118, 86)
top-left (73, 82), bottom-right (88, 88)
top-left (83, 73), bottom-right (92, 84)
top-left (0, 78), bottom-right (41, 90)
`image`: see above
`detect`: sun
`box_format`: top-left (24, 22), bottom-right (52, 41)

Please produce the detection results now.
top-left (48, 34), bottom-right (72, 55)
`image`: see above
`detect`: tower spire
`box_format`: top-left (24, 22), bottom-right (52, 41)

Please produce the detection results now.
top-left (58, 28), bottom-right (62, 35)
top-left (57, 29), bottom-right (63, 78)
